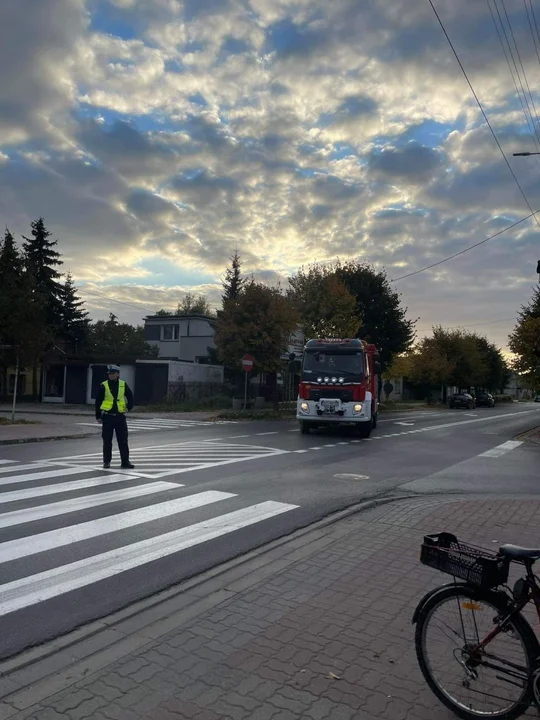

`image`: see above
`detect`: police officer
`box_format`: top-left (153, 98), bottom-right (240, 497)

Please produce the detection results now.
top-left (95, 364), bottom-right (135, 469)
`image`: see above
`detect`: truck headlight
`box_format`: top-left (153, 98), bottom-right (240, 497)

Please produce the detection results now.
top-left (353, 403), bottom-right (362, 414)
top-left (300, 402), bottom-right (309, 413)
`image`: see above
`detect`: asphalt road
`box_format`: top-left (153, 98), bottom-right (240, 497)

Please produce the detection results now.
top-left (0, 402), bottom-right (538, 659)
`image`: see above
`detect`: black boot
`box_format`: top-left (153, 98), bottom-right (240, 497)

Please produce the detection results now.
top-left (121, 462), bottom-right (135, 469)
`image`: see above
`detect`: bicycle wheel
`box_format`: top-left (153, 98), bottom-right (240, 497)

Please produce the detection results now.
top-left (415, 585), bottom-right (536, 720)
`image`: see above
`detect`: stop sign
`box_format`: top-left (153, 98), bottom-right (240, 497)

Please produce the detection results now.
top-left (241, 353), bottom-right (254, 372)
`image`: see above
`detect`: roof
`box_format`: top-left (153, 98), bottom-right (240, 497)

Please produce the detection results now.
top-left (144, 314), bottom-right (216, 322)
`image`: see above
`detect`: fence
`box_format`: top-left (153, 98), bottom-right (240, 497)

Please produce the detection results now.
top-left (165, 380), bottom-right (233, 408)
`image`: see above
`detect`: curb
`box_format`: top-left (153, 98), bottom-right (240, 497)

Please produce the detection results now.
top-left (516, 424), bottom-right (540, 445)
top-left (0, 432), bottom-right (97, 446)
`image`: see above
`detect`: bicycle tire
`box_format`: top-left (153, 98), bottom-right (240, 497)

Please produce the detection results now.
top-left (415, 584), bottom-right (536, 720)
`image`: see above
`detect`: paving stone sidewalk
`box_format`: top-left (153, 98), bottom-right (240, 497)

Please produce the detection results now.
top-left (6, 495), bottom-right (540, 720)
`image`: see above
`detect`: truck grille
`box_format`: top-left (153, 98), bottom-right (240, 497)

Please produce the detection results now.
top-left (309, 389), bottom-right (353, 402)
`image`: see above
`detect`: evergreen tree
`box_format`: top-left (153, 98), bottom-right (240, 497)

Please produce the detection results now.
top-left (22, 218), bottom-right (64, 331)
top-left (517, 284), bottom-right (540, 320)
top-left (509, 284), bottom-right (540, 390)
top-left (61, 273), bottom-right (89, 353)
top-left (0, 229), bottom-right (50, 396)
top-left (0, 230), bottom-right (26, 352)
top-left (222, 250), bottom-right (243, 304)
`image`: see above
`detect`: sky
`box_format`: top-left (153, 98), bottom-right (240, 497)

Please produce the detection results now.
top-left (1, 0), bottom-right (540, 352)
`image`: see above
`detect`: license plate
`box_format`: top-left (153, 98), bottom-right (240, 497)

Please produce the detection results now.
top-left (322, 401), bottom-right (338, 413)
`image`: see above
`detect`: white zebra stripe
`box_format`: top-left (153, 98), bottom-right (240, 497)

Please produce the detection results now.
top-left (0, 474), bottom-right (135, 503)
top-left (0, 466), bottom-right (99, 486)
top-left (0, 482), bottom-right (178, 529)
top-left (0, 501), bottom-right (298, 615)
top-left (0, 491), bottom-right (235, 562)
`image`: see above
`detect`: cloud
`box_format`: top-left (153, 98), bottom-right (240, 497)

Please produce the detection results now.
top-left (2, 0), bottom-right (540, 352)
top-left (0, 0), bottom-right (86, 144)
top-left (367, 143), bottom-right (445, 181)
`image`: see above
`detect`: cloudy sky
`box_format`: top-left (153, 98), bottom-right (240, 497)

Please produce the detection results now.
top-left (1, 0), bottom-right (540, 350)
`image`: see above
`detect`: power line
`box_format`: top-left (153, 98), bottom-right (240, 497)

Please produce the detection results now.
top-left (390, 208), bottom-right (539, 282)
top-left (499, 0), bottom-right (540, 142)
top-left (417, 316), bottom-right (516, 332)
top-left (487, 0), bottom-right (540, 153)
top-left (80, 287), bottom-right (156, 313)
top-left (523, 0), bottom-right (540, 76)
top-left (528, 0), bottom-right (540, 57)
top-left (427, 0), bottom-right (540, 231)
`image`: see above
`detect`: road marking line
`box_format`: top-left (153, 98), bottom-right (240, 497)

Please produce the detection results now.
top-left (479, 441), bottom-right (524, 458)
top-left (0, 466), bottom-right (98, 487)
top-left (418, 409), bottom-right (540, 433)
top-left (255, 432), bottom-right (278, 436)
top-left (0, 501), bottom-right (298, 615)
top-left (372, 409), bottom-right (540, 441)
top-left (337, 442), bottom-right (349, 445)
top-left (293, 449), bottom-right (309, 453)
top-left (0, 462), bottom-right (66, 475)
top-left (323, 444), bottom-right (337, 447)
top-left (0, 474), bottom-right (136, 503)
top-left (0, 491), bottom-right (236, 563)
top-left (222, 434), bottom-right (250, 439)
top-left (289, 429), bottom-right (300, 432)
top-left (310, 447), bottom-right (322, 450)
top-left (0, 482), bottom-right (178, 529)
top-left (0, 460), bottom-right (17, 466)
top-left (395, 422), bottom-right (415, 426)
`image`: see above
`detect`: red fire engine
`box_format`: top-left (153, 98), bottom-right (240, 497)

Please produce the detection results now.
top-left (296, 338), bottom-right (380, 436)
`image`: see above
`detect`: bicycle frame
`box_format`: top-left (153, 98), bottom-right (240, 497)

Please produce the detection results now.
top-left (475, 561), bottom-right (540, 654)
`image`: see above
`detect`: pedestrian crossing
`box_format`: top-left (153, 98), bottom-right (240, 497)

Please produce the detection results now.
top-left (76, 417), bottom-right (240, 433)
top-left (0, 459), bottom-right (298, 622)
top-left (43, 440), bottom-right (289, 478)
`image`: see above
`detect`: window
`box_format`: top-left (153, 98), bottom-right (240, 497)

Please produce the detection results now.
top-left (162, 324), bottom-right (179, 341)
top-left (44, 365), bottom-right (65, 397)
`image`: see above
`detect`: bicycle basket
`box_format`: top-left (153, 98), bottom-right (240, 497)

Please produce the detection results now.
top-left (420, 532), bottom-right (509, 589)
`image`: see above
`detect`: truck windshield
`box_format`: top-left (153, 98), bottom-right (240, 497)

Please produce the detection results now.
top-left (301, 352), bottom-right (364, 381)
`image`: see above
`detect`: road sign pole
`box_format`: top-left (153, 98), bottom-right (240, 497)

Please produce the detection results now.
top-left (11, 356), bottom-right (19, 423)
top-left (240, 354), bottom-right (254, 410)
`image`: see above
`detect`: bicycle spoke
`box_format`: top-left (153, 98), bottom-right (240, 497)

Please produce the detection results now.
top-left (419, 591), bottom-right (532, 716)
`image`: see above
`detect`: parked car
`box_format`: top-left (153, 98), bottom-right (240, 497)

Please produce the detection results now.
top-left (476, 392), bottom-right (495, 408)
top-left (535, 395), bottom-right (540, 403)
top-left (448, 392), bottom-right (476, 409)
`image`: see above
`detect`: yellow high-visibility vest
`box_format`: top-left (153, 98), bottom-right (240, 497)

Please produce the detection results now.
top-left (100, 380), bottom-right (126, 413)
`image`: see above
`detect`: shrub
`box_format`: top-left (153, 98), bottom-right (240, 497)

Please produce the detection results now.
top-left (494, 394), bottom-right (514, 403)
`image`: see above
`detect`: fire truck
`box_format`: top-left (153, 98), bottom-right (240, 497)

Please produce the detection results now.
top-left (296, 338), bottom-right (380, 436)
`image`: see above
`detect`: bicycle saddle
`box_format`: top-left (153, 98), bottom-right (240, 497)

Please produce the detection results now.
top-left (499, 544), bottom-right (540, 560)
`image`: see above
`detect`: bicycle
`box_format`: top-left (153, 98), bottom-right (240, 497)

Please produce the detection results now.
top-left (413, 532), bottom-right (540, 719)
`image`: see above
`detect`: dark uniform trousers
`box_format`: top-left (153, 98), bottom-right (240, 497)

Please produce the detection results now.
top-left (102, 412), bottom-right (130, 465)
